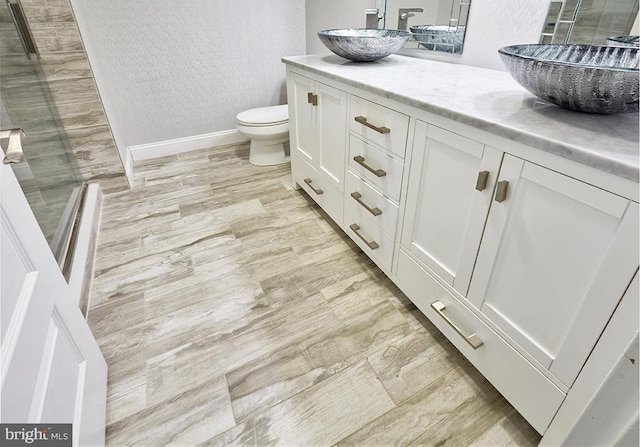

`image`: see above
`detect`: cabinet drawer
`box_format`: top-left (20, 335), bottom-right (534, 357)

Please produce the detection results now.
top-left (349, 135), bottom-right (404, 202)
top-left (350, 95), bottom-right (409, 158)
top-left (345, 204), bottom-right (395, 272)
top-left (396, 249), bottom-right (566, 435)
top-left (345, 170), bottom-right (399, 238)
top-left (292, 156), bottom-right (343, 225)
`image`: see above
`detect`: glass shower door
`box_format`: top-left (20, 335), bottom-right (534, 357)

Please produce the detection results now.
top-left (1, 0), bottom-right (84, 270)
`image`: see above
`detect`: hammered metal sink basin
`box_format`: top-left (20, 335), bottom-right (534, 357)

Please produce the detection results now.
top-left (318, 29), bottom-right (411, 62)
top-left (498, 44), bottom-right (639, 114)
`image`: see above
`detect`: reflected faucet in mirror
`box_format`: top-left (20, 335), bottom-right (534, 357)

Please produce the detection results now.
top-left (398, 8), bottom-right (424, 30)
top-left (365, 8), bottom-right (383, 29)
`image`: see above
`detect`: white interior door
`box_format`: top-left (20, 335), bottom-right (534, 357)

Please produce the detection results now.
top-left (1, 161), bottom-right (107, 445)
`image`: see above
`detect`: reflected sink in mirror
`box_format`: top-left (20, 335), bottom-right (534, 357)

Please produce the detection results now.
top-left (318, 29), bottom-right (411, 62)
top-left (410, 25), bottom-right (466, 53)
top-left (499, 44), bottom-right (639, 114)
top-left (606, 35), bottom-right (639, 48)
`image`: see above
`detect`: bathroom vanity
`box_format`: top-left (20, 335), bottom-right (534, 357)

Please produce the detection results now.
top-left (283, 54), bottom-right (639, 443)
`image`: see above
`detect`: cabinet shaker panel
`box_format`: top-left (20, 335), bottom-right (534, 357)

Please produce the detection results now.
top-left (316, 81), bottom-right (347, 191)
top-left (290, 73), bottom-right (316, 164)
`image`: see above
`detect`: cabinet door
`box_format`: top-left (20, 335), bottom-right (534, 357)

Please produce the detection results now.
top-left (468, 155), bottom-right (639, 387)
top-left (290, 72), bottom-right (316, 164)
top-left (316, 81), bottom-right (347, 192)
top-left (401, 121), bottom-right (503, 296)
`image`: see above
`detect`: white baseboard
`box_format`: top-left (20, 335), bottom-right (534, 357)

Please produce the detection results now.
top-left (128, 129), bottom-right (249, 162)
top-left (124, 149), bottom-right (135, 186)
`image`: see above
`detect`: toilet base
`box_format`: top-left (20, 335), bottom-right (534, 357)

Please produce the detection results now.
top-left (249, 138), bottom-right (290, 166)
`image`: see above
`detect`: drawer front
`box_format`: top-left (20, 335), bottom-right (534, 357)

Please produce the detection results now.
top-left (345, 204), bottom-right (394, 272)
top-left (396, 249), bottom-right (566, 435)
top-left (345, 170), bottom-right (399, 238)
top-left (350, 95), bottom-right (409, 158)
top-left (292, 156), bottom-right (343, 225)
top-left (349, 135), bottom-right (404, 202)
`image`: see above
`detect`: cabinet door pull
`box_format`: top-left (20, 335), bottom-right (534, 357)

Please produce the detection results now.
top-left (494, 180), bottom-right (509, 203)
top-left (349, 224), bottom-right (379, 250)
top-left (307, 92), bottom-right (318, 106)
top-left (475, 170), bottom-right (490, 191)
top-left (304, 178), bottom-right (324, 195)
top-left (353, 155), bottom-right (387, 177)
top-left (351, 192), bottom-right (382, 216)
top-left (354, 116), bottom-right (390, 134)
top-left (431, 301), bottom-right (484, 349)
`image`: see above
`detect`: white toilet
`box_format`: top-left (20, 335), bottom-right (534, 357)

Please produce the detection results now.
top-left (236, 104), bottom-right (290, 166)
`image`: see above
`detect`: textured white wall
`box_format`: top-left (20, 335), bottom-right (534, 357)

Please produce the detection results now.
top-left (460, 0), bottom-right (548, 70)
top-left (71, 0), bottom-right (305, 154)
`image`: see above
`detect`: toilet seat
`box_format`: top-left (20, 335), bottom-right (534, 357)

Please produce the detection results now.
top-left (236, 104), bottom-right (289, 127)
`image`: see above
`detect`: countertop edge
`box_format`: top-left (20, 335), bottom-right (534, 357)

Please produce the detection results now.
top-left (282, 56), bottom-right (639, 183)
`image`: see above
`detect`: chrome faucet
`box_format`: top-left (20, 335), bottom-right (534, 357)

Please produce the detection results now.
top-left (398, 8), bottom-right (424, 30)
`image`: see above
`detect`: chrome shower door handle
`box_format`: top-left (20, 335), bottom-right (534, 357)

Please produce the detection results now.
top-left (1, 128), bottom-right (26, 164)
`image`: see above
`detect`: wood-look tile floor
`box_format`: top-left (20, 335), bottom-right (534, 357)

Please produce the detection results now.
top-left (87, 143), bottom-right (541, 446)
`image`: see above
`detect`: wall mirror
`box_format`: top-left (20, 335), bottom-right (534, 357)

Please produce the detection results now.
top-left (540, 0), bottom-right (639, 45)
top-left (379, 0), bottom-right (471, 54)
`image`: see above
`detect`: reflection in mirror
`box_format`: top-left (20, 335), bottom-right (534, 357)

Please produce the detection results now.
top-left (541, 0), bottom-right (639, 45)
top-left (382, 0), bottom-right (471, 54)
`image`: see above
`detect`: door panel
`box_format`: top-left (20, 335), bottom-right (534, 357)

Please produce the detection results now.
top-left (401, 121), bottom-right (502, 295)
top-left (1, 161), bottom-right (106, 444)
top-left (290, 72), bottom-right (316, 163)
top-left (468, 155), bottom-right (638, 386)
top-left (317, 82), bottom-right (347, 191)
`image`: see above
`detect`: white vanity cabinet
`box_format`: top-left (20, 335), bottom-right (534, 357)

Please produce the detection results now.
top-left (288, 72), bottom-right (348, 224)
top-left (284, 57), bottom-right (639, 440)
top-left (398, 119), bottom-right (639, 432)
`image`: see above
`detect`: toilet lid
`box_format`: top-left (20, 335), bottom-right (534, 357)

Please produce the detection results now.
top-left (236, 104), bottom-right (289, 126)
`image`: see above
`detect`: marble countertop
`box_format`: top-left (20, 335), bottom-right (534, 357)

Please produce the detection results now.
top-left (282, 54), bottom-right (639, 182)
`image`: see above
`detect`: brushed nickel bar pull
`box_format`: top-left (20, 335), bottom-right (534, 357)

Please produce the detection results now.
top-left (307, 92), bottom-right (318, 106)
top-left (475, 170), bottom-right (490, 191)
top-left (1, 128), bottom-right (25, 164)
top-left (353, 155), bottom-right (386, 177)
top-left (495, 180), bottom-right (509, 203)
top-left (354, 116), bottom-right (390, 134)
top-left (303, 178), bottom-right (323, 195)
top-left (350, 224), bottom-right (379, 250)
top-left (7, 0), bottom-right (39, 60)
top-left (431, 301), bottom-right (483, 350)
top-left (350, 192), bottom-right (382, 216)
